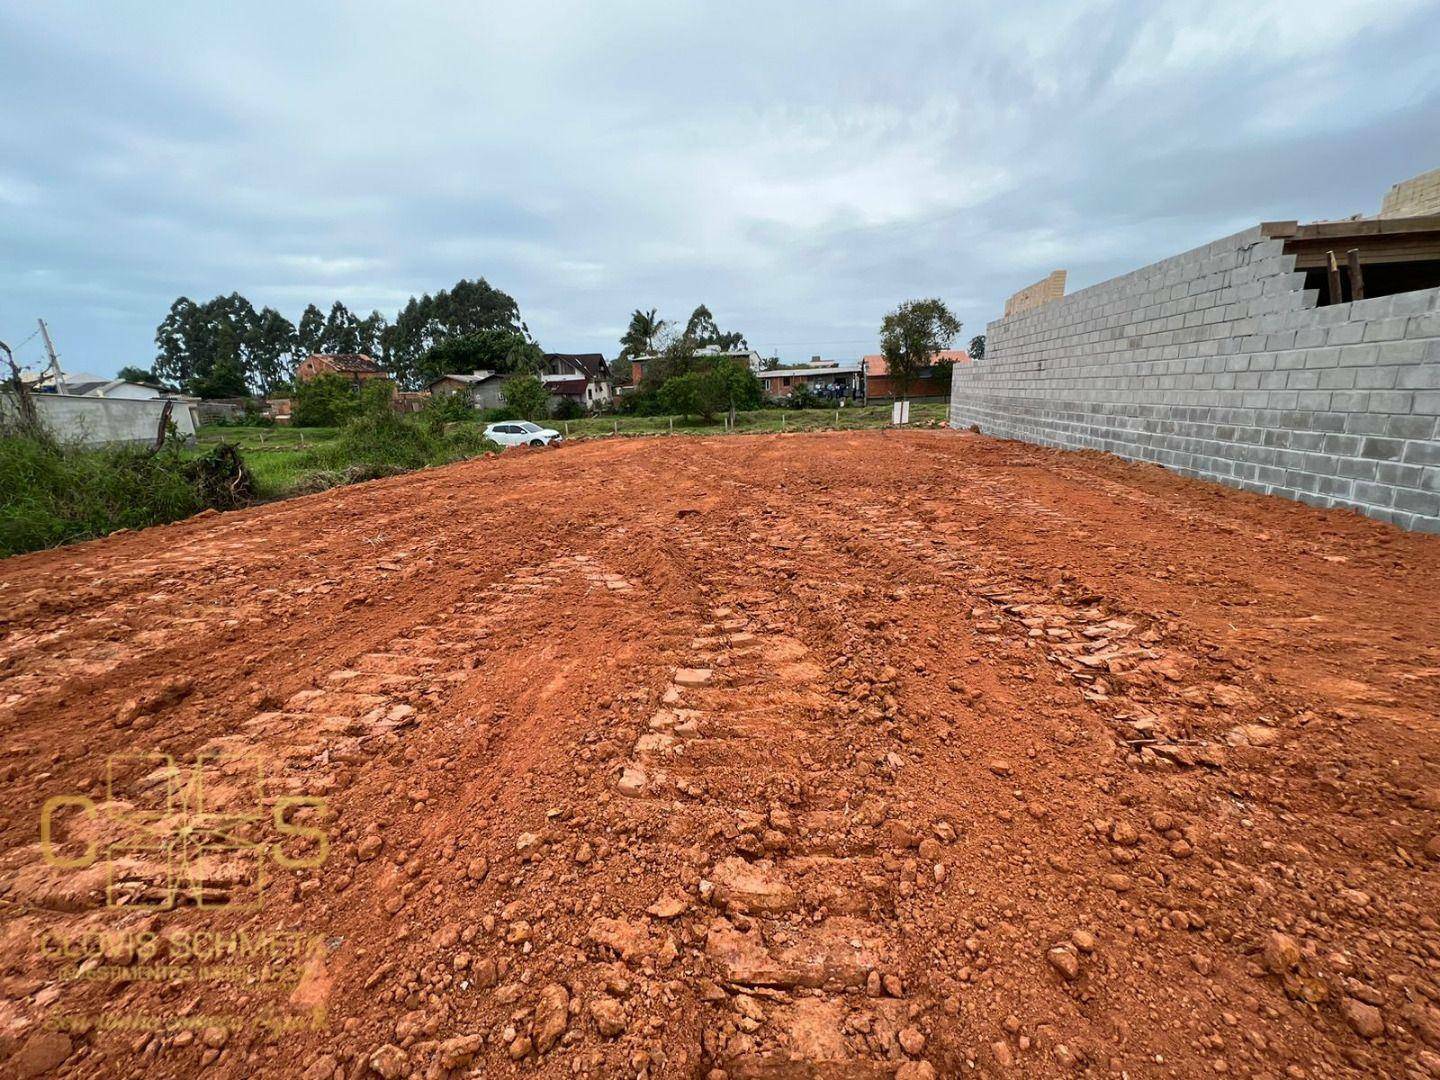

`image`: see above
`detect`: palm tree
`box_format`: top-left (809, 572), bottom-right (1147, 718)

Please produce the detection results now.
top-left (620, 308), bottom-right (666, 358)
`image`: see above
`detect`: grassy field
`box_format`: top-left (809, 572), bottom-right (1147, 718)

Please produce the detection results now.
top-left (193, 425), bottom-right (337, 450)
top-left (192, 425), bottom-right (338, 498)
top-left (195, 403), bottom-right (948, 499)
top-left (554, 401), bottom-right (948, 439)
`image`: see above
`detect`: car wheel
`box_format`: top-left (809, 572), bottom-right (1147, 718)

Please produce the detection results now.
top-left (530, 439), bottom-right (544, 447)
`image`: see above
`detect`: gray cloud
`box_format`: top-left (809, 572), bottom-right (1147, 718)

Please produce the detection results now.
top-left (1, 0), bottom-right (1437, 375)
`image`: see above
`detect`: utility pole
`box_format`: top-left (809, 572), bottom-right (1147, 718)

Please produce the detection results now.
top-left (37, 319), bottom-right (64, 394)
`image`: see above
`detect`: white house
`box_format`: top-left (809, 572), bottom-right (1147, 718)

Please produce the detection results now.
top-left (541, 353), bottom-right (613, 409)
top-left (66, 377), bottom-right (165, 400)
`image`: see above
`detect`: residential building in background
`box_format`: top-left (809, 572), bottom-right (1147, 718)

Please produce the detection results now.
top-left (630, 345), bottom-right (765, 387)
top-left (296, 353), bottom-right (387, 385)
top-left (757, 358), bottom-right (864, 400)
top-left (428, 371), bottom-right (507, 410)
top-left (541, 352), bottom-right (613, 408)
top-left (864, 349), bottom-right (970, 400)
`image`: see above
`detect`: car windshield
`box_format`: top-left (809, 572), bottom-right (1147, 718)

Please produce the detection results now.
top-left (518, 422), bottom-right (542, 432)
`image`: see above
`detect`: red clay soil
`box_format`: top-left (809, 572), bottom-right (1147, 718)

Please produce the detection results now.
top-left (2, 429), bottom-right (1439, 1080)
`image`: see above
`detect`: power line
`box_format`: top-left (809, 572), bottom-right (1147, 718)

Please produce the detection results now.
top-left (7, 326), bottom-right (40, 353)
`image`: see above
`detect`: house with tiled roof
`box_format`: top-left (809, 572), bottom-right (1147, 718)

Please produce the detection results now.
top-left (296, 353), bottom-right (388, 385)
top-left (541, 352), bottom-right (613, 408)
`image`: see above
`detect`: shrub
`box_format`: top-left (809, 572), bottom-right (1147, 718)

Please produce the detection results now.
top-left (785, 384), bottom-right (822, 410)
top-left (184, 444), bottom-right (255, 509)
top-left (296, 409), bottom-right (500, 480)
top-left (0, 434), bottom-right (209, 556)
top-left (302, 410), bottom-right (436, 473)
top-left (292, 373), bottom-right (360, 427)
top-left (551, 397), bottom-right (585, 421)
top-left (658, 371), bottom-right (710, 419)
top-left (501, 373), bottom-right (550, 421)
top-left (614, 390), bottom-right (661, 416)
top-left (423, 392), bottom-right (475, 428)
top-left (440, 424), bottom-right (496, 458)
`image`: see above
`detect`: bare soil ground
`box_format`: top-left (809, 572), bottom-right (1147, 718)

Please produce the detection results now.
top-left (2, 429), bottom-right (1439, 1080)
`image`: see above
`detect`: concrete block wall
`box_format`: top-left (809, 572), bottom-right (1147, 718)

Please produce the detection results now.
top-left (950, 226), bottom-right (1440, 532)
top-left (2, 394), bottom-right (198, 447)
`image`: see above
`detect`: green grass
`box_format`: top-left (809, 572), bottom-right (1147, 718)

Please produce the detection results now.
top-left (239, 448), bottom-right (314, 498)
top-left (1, 405), bottom-right (948, 558)
top-left (195, 416), bottom-right (499, 499)
top-left (194, 425), bottom-right (340, 499)
top-left (0, 435), bottom-right (206, 557)
top-left (194, 403), bottom-right (947, 503)
top-left (552, 402), bottom-right (947, 439)
top-left (195, 424), bottom-right (337, 450)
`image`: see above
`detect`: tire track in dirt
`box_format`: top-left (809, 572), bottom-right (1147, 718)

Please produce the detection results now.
top-left (2, 431), bottom-right (1440, 1079)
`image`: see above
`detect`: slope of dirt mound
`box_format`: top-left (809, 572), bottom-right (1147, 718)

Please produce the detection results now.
top-left (1, 429), bottom-right (1438, 1079)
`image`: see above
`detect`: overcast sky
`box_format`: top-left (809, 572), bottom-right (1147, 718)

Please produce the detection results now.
top-left (2, 1), bottom-right (1438, 378)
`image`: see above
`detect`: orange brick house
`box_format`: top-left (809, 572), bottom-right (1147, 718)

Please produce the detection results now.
top-left (295, 353), bottom-right (388, 385)
top-left (863, 349), bottom-right (970, 400)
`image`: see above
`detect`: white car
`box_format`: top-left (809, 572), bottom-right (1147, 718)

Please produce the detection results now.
top-left (483, 421), bottom-right (564, 447)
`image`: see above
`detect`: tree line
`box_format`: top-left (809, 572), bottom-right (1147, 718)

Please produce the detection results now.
top-left (608, 304), bottom-right (763, 419)
top-left (147, 278), bottom-right (533, 398)
top-left (613, 303), bottom-right (748, 383)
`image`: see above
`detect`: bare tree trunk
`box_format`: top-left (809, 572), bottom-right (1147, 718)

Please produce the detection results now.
top-left (152, 399), bottom-right (174, 453)
top-left (2, 344), bottom-right (46, 441)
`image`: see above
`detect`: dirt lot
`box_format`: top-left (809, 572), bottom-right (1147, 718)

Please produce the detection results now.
top-left (2, 428), bottom-right (1439, 1080)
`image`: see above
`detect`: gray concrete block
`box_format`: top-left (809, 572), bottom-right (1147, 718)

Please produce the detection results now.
top-left (1360, 437), bottom-right (1405, 461)
top-left (1397, 364), bottom-right (1440, 390)
top-left (1387, 415), bottom-right (1437, 440)
top-left (976, 243), bottom-right (1439, 532)
top-left (1394, 488), bottom-right (1440, 517)
top-left (1363, 318), bottom-right (1410, 343)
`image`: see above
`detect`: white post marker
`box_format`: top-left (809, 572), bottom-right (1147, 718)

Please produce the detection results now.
top-left (891, 400), bottom-right (910, 426)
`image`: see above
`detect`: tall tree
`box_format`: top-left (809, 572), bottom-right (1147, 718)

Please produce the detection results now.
top-left (879, 298), bottom-right (961, 401)
top-left (416, 329), bottom-right (538, 386)
top-left (320, 301), bottom-right (361, 354)
top-left (681, 304), bottom-right (747, 351)
top-left (296, 304), bottom-right (326, 360)
top-left (250, 307), bottom-right (297, 393)
top-left (619, 308), bottom-right (666, 358)
top-left (357, 310), bottom-right (389, 361)
top-left (154, 294), bottom-right (263, 398)
top-left (154, 297), bottom-right (204, 390)
top-left (683, 304), bottom-right (720, 346)
top-left (153, 276), bottom-right (525, 395)
top-left (116, 365), bottom-right (158, 385)
top-left (388, 278), bottom-right (526, 389)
